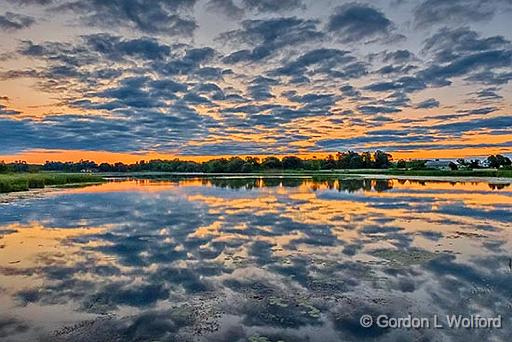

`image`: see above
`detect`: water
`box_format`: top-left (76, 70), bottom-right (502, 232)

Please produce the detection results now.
top-left (0, 177), bottom-right (511, 341)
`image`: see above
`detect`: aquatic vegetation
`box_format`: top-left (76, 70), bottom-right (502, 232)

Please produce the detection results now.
top-left (0, 173), bottom-right (105, 193)
top-left (371, 248), bottom-right (440, 266)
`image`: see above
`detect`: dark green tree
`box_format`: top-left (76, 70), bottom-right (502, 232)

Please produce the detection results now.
top-left (282, 156), bottom-right (304, 170)
top-left (262, 157), bottom-right (282, 169)
top-left (374, 150), bottom-right (392, 169)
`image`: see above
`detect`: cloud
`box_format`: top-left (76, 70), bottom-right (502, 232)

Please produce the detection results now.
top-left (4, 0), bottom-right (54, 4)
top-left (466, 106), bottom-right (498, 115)
top-left (0, 104), bottom-right (21, 116)
top-left (473, 87), bottom-right (503, 101)
top-left (364, 76), bottom-right (426, 93)
top-left (83, 34), bottom-right (171, 61)
top-left (415, 98), bottom-right (440, 109)
top-left (247, 76), bottom-right (279, 100)
top-left (327, 3), bottom-right (400, 43)
top-left (0, 1), bottom-right (511, 156)
top-left (418, 28), bottom-right (512, 87)
top-left (339, 84), bottom-right (363, 100)
top-left (273, 48), bottom-right (366, 80)
top-left (0, 108), bottom-right (213, 154)
top-left (219, 17), bottom-right (323, 63)
top-left (422, 27), bottom-right (510, 63)
top-left (53, 0), bottom-right (198, 35)
top-left (206, 0), bottom-right (244, 19)
top-left (414, 0), bottom-right (512, 28)
top-left (381, 50), bottom-right (416, 64)
top-left (0, 11), bottom-right (35, 31)
top-left (242, 0), bottom-right (304, 13)
top-left (432, 115), bottom-right (512, 134)
top-left (357, 105), bottom-right (402, 115)
top-left (207, 0), bottom-right (304, 18)
top-left (465, 71), bottom-right (512, 85)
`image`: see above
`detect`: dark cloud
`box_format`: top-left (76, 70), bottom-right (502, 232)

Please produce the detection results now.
top-left (339, 84), bottom-right (363, 100)
top-left (432, 115), bottom-right (512, 134)
top-left (473, 87), bottom-right (503, 101)
top-left (4, 0), bottom-right (54, 4)
top-left (422, 27), bottom-right (510, 63)
top-left (220, 17), bottom-right (323, 63)
top-left (0, 104), bottom-right (213, 154)
top-left (242, 0), bottom-right (304, 13)
top-left (364, 76), bottom-right (426, 93)
top-left (327, 3), bottom-right (400, 43)
top-left (466, 106), bottom-right (498, 115)
top-left (207, 0), bottom-right (304, 18)
top-left (357, 105), bottom-right (402, 115)
top-left (206, 0), bottom-right (245, 18)
top-left (53, 0), bottom-right (198, 35)
top-left (414, 0), bottom-right (512, 28)
top-left (382, 50), bottom-right (416, 64)
top-left (465, 71), bottom-right (512, 85)
top-left (0, 104), bottom-right (21, 116)
top-left (376, 64), bottom-right (417, 75)
top-left (247, 76), bottom-right (279, 100)
top-left (273, 48), bottom-right (367, 80)
top-left (418, 28), bottom-right (512, 87)
top-left (0, 11), bottom-right (35, 31)
top-left (415, 98), bottom-right (440, 109)
top-left (83, 34), bottom-right (171, 61)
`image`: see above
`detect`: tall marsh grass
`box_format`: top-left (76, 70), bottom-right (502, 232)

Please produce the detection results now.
top-left (0, 173), bottom-right (105, 193)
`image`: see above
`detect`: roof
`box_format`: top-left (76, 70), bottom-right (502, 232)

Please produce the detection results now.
top-left (425, 160), bottom-right (453, 167)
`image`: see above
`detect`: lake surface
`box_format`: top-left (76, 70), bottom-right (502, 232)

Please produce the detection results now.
top-left (0, 177), bottom-right (511, 341)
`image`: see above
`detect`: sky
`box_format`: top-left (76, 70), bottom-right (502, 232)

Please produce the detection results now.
top-left (0, 0), bottom-right (511, 163)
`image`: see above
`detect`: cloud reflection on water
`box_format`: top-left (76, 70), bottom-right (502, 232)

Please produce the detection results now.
top-left (0, 177), bottom-right (511, 341)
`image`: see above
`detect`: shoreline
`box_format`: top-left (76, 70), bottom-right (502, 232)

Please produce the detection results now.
top-left (100, 171), bottom-right (512, 184)
top-left (0, 173), bottom-right (509, 203)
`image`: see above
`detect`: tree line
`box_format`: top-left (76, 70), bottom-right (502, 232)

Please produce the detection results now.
top-left (39, 151), bottom-right (393, 173)
top-left (1, 152), bottom-right (510, 174)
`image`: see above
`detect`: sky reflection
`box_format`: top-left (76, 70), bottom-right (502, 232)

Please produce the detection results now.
top-left (0, 177), bottom-right (511, 341)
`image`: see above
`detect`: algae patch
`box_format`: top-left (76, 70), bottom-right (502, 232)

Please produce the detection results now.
top-left (370, 248), bottom-right (439, 266)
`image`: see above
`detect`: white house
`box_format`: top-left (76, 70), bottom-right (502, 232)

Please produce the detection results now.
top-left (425, 160), bottom-right (453, 170)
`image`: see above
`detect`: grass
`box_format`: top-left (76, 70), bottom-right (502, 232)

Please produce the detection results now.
top-left (0, 173), bottom-right (105, 193)
top-left (308, 169), bottom-right (512, 178)
top-left (329, 168), bottom-right (512, 178)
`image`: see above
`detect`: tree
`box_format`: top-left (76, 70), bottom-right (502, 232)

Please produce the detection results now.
top-left (374, 150), bottom-right (392, 169)
top-left (336, 152), bottom-right (351, 169)
top-left (203, 158), bottom-right (228, 173)
top-left (361, 152), bottom-right (373, 168)
top-left (226, 157), bottom-right (245, 173)
top-left (488, 154), bottom-right (512, 168)
top-left (348, 153), bottom-right (363, 169)
top-left (282, 156), bottom-right (303, 170)
top-left (396, 160), bottom-right (407, 169)
top-left (11, 161), bottom-right (29, 172)
top-left (322, 155), bottom-right (337, 170)
top-left (303, 158), bottom-right (321, 170)
top-left (407, 160), bottom-right (427, 170)
top-left (0, 161), bottom-right (7, 173)
top-left (242, 157), bottom-right (260, 172)
top-left (469, 160), bottom-right (481, 169)
top-left (262, 157), bottom-right (282, 169)
top-left (98, 163), bottom-right (113, 172)
top-left (487, 155), bottom-right (498, 168)
top-left (448, 162), bottom-right (458, 170)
